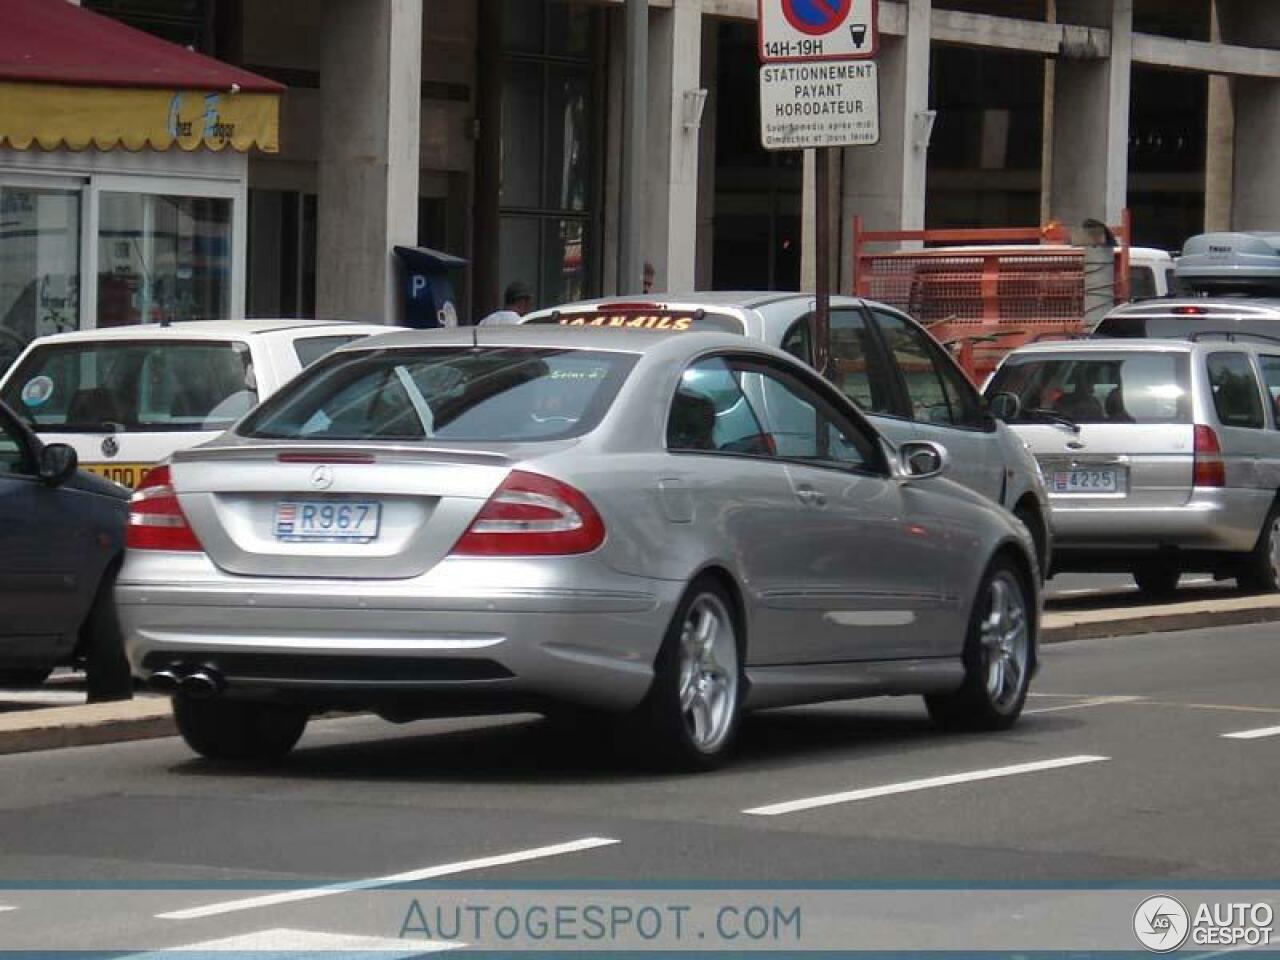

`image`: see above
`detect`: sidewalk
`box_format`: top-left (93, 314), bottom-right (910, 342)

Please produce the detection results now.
top-left (1, 593), bottom-right (1278, 757)
top-left (1042, 591), bottom-right (1280, 642)
top-left (0, 696), bottom-right (174, 756)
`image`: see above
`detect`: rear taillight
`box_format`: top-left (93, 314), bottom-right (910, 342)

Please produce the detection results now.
top-left (451, 470), bottom-right (605, 556)
top-left (127, 464), bottom-right (203, 551)
top-left (1193, 424), bottom-right (1225, 488)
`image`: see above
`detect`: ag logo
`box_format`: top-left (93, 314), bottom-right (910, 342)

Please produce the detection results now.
top-left (309, 465), bottom-right (334, 490)
top-left (101, 435), bottom-right (119, 458)
top-left (1134, 895), bottom-right (1190, 952)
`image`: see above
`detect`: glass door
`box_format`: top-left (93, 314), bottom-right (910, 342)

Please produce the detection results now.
top-left (0, 181), bottom-right (83, 372)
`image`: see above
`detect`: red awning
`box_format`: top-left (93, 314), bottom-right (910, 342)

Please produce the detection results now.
top-left (0, 0), bottom-right (282, 93)
top-left (0, 0), bottom-right (283, 152)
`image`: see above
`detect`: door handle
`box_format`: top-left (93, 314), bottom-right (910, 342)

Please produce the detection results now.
top-left (795, 484), bottom-right (827, 507)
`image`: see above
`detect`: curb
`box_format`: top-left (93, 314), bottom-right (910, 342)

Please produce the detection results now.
top-left (0, 697), bottom-right (174, 757)
top-left (1042, 594), bottom-right (1280, 643)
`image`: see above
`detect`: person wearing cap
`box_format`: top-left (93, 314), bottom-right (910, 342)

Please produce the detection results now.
top-left (480, 281), bottom-right (534, 326)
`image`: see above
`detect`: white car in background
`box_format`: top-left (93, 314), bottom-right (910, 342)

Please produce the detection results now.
top-left (0, 320), bottom-right (387, 488)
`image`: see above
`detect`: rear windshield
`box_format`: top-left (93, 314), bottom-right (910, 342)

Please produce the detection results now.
top-left (1094, 313), bottom-right (1280, 340)
top-left (527, 310), bottom-right (745, 334)
top-left (1, 340), bottom-right (256, 433)
top-left (238, 347), bottom-right (637, 443)
top-left (987, 352), bottom-right (1191, 425)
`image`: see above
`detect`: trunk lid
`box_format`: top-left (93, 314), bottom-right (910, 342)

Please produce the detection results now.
top-left (172, 444), bottom-right (517, 579)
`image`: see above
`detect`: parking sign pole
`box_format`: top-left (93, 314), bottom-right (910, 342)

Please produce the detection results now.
top-left (814, 147), bottom-right (831, 377)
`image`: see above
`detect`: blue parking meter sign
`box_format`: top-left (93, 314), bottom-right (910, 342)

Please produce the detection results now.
top-left (394, 246), bottom-right (468, 329)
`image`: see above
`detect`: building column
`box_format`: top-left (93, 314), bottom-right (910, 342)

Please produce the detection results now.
top-left (644, 0), bottom-right (703, 292)
top-left (1047, 0), bottom-right (1131, 229)
top-left (838, 0), bottom-right (930, 290)
top-left (316, 0), bottom-right (422, 323)
top-left (1218, 0), bottom-right (1280, 230)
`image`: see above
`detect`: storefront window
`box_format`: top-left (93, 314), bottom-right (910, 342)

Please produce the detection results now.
top-left (97, 192), bottom-right (231, 328)
top-left (0, 185), bottom-right (81, 370)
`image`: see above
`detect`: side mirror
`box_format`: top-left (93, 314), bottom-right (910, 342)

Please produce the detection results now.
top-left (899, 441), bottom-right (948, 481)
top-left (38, 443), bottom-right (78, 486)
top-left (987, 392), bottom-right (1021, 422)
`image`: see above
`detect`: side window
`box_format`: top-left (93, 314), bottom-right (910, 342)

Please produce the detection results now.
top-left (1207, 352), bottom-right (1265, 429)
top-left (295, 335), bottom-right (362, 369)
top-left (739, 366), bottom-right (881, 471)
top-left (667, 358), bottom-right (772, 455)
top-left (873, 310), bottom-right (959, 426)
top-left (0, 416), bottom-right (30, 476)
top-left (828, 309), bottom-right (896, 415)
top-left (1259, 356), bottom-right (1280, 427)
top-left (1129, 266), bottom-right (1157, 301)
top-left (780, 321), bottom-right (811, 365)
top-left (931, 343), bottom-right (984, 429)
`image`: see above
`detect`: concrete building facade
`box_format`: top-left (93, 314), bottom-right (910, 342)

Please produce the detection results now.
top-left (70, 0), bottom-right (1280, 325)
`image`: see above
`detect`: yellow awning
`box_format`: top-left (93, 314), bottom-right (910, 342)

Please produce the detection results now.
top-left (0, 83), bottom-right (279, 153)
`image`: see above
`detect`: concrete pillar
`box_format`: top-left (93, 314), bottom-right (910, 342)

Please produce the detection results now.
top-left (645, 0), bottom-right (703, 292)
top-left (1218, 0), bottom-right (1280, 230)
top-left (316, 0), bottom-right (422, 324)
top-left (1203, 0), bottom-right (1234, 232)
top-left (1047, 0), bottom-right (1131, 229)
top-left (839, 0), bottom-right (930, 290)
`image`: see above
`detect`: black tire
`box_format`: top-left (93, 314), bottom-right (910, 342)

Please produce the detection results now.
top-left (1132, 563), bottom-right (1181, 598)
top-left (83, 565), bottom-right (134, 703)
top-left (1237, 505), bottom-right (1280, 593)
top-left (926, 557), bottom-right (1033, 731)
top-left (630, 579), bottom-right (745, 771)
top-left (0, 668), bottom-right (52, 688)
top-left (172, 696), bottom-right (308, 762)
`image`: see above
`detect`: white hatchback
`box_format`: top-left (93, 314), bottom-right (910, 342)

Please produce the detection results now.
top-left (0, 320), bottom-right (387, 488)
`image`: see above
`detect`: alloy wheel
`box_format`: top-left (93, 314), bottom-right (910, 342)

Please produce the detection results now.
top-left (676, 593), bottom-right (740, 753)
top-left (979, 571), bottom-right (1030, 713)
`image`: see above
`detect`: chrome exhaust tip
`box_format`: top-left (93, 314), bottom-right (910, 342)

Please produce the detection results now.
top-left (177, 669), bottom-right (224, 700)
top-left (148, 670), bottom-right (180, 694)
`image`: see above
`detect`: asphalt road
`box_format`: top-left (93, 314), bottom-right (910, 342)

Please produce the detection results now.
top-left (0, 622), bottom-right (1277, 953)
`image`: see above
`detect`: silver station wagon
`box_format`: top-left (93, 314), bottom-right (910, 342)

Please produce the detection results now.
top-left (985, 337), bottom-right (1280, 596)
top-left (118, 327), bottom-right (1040, 769)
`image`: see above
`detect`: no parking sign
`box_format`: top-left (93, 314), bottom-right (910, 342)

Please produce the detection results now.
top-left (758, 0), bottom-right (878, 61)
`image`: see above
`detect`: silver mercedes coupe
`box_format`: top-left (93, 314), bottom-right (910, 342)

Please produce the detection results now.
top-left (117, 326), bottom-right (1040, 769)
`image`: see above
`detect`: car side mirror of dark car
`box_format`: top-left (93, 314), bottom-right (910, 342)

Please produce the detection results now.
top-left (38, 443), bottom-right (78, 486)
top-left (987, 392), bottom-right (1021, 422)
top-left (898, 441), bottom-right (948, 481)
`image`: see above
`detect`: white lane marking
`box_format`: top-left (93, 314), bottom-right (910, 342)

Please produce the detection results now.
top-left (1025, 695), bottom-right (1145, 715)
top-left (744, 755), bottom-right (1109, 816)
top-left (157, 836), bottom-right (619, 921)
top-left (1222, 724), bottom-right (1280, 740)
top-left (125, 928), bottom-right (462, 956)
top-left (0, 906), bottom-right (15, 914)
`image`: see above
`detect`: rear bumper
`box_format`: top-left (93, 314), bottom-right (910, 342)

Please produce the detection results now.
top-left (116, 553), bottom-right (683, 712)
top-left (1049, 487), bottom-right (1271, 563)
